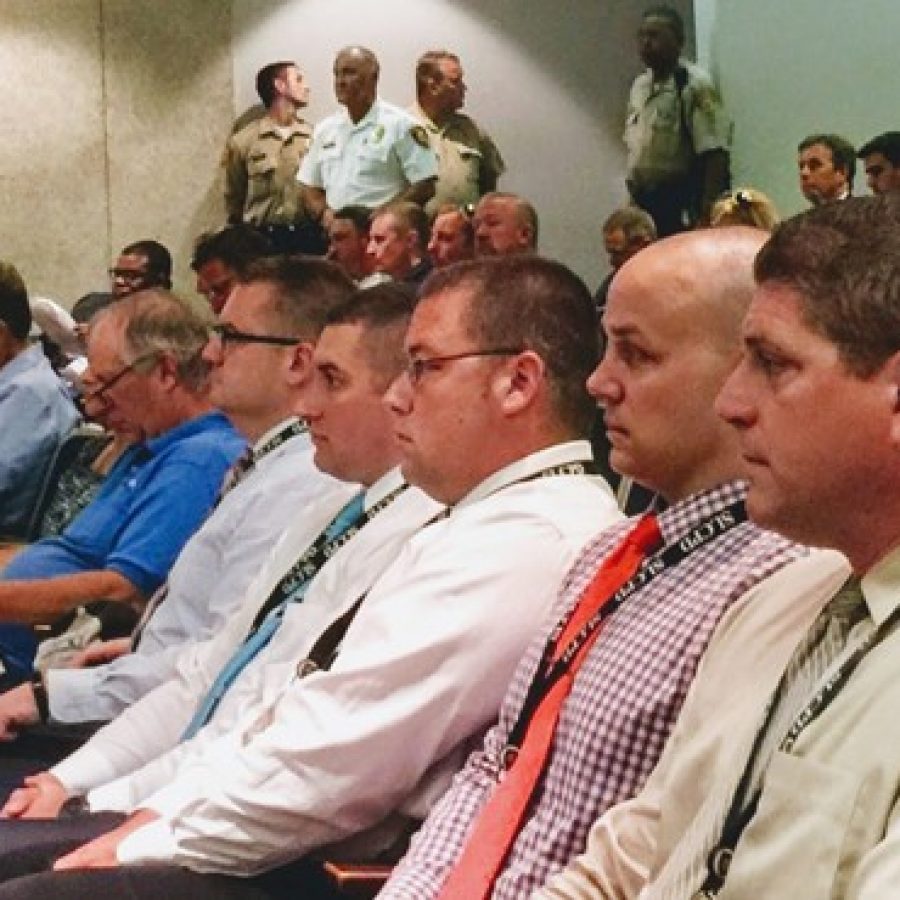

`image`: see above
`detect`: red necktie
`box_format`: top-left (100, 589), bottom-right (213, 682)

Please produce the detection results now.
top-left (436, 513), bottom-right (662, 900)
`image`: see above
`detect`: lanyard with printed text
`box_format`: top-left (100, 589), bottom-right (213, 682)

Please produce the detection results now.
top-left (505, 500), bottom-right (748, 758)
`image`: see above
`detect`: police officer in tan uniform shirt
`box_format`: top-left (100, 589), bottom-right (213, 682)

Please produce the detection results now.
top-left (224, 61), bottom-right (325, 254)
top-left (411, 50), bottom-right (505, 219)
top-left (625, 6), bottom-right (731, 236)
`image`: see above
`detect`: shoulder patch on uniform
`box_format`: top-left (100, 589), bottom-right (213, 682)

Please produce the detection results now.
top-left (410, 125), bottom-right (430, 149)
top-left (692, 83), bottom-right (721, 114)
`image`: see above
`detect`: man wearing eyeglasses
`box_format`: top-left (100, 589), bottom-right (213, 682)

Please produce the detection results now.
top-left (0, 259), bottom-right (356, 757)
top-left (0, 259), bottom-right (621, 897)
top-left (0, 290), bottom-right (243, 637)
top-left (71, 241), bottom-right (173, 326)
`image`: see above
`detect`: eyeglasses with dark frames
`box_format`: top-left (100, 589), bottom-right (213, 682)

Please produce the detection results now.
top-left (84, 353), bottom-right (160, 403)
top-left (405, 348), bottom-right (523, 386)
top-left (209, 324), bottom-right (301, 348)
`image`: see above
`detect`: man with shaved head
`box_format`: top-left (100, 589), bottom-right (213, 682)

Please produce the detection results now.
top-left (299, 46), bottom-right (437, 224)
top-left (382, 228), bottom-right (808, 899)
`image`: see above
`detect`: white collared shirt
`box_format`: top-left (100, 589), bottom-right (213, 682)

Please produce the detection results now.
top-left (55, 443), bottom-right (620, 876)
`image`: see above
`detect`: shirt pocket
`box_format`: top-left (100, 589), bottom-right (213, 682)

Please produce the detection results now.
top-left (355, 140), bottom-right (392, 184)
top-left (722, 751), bottom-right (863, 898)
top-left (247, 151), bottom-right (277, 201)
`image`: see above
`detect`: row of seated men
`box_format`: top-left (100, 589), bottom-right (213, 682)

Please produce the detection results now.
top-left (0, 194), bottom-right (896, 899)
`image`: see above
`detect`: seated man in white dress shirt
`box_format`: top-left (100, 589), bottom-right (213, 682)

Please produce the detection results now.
top-left (0, 257), bottom-right (357, 758)
top-left (0, 256), bottom-right (620, 898)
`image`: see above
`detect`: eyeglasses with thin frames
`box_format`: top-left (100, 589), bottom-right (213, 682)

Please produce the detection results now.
top-left (209, 324), bottom-right (300, 348)
top-left (84, 353), bottom-right (160, 404)
top-left (405, 348), bottom-right (522, 387)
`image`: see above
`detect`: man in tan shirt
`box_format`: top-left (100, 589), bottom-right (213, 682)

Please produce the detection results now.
top-left (411, 50), bottom-right (505, 218)
top-left (224, 61), bottom-right (324, 255)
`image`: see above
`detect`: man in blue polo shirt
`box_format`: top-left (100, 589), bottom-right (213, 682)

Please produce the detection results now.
top-left (0, 289), bottom-right (243, 647)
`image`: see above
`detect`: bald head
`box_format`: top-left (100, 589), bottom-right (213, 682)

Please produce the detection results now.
top-left (610, 226), bottom-right (766, 352)
top-left (593, 227), bottom-right (766, 501)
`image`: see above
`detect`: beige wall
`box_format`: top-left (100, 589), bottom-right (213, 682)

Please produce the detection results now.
top-left (0, 0), bottom-right (234, 306)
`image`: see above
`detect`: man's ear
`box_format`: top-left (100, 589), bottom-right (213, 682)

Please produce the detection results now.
top-left (287, 341), bottom-right (315, 387)
top-left (155, 353), bottom-right (180, 391)
top-left (494, 350), bottom-right (545, 417)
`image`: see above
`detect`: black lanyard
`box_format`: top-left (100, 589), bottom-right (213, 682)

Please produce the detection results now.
top-left (289, 457), bottom-right (600, 681)
top-left (702, 589), bottom-right (900, 897)
top-left (504, 500), bottom-right (748, 762)
top-left (246, 483), bottom-right (409, 637)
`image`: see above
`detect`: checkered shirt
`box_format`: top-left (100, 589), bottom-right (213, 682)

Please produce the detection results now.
top-left (381, 481), bottom-right (807, 899)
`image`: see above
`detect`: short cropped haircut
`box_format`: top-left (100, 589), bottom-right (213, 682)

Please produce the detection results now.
top-left (97, 289), bottom-right (210, 391)
top-left (238, 256), bottom-right (356, 341)
top-left (121, 240), bottom-right (172, 289)
top-left (755, 195), bottom-right (900, 377)
top-left (256, 61), bottom-right (294, 107)
top-left (332, 205), bottom-right (373, 235)
top-left (0, 262), bottom-right (30, 341)
top-left (602, 206), bottom-right (658, 242)
top-left (434, 205), bottom-right (475, 249)
top-left (372, 201), bottom-right (431, 250)
top-left (479, 192), bottom-right (540, 248)
top-left (798, 133), bottom-right (857, 191)
top-left (415, 50), bottom-right (460, 95)
top-left (326, 282), bottom-right (417, 388)
top-left (858, 131), bottom-right (900, 167)
top-left (420, 256), bottom-right (598, 435)
top-left (642, 5), bottom-right (685, 44)
top-left (191, 225), bottom-right (273, 274)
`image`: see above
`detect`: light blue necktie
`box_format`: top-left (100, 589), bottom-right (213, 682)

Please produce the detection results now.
top-left (181, 491), bottom-right (366, 740)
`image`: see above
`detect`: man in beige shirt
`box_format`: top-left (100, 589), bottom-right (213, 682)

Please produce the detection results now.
top-left (411, 50), bottom-right (505, 218)
top-left (224, 61), bottom-right (324, 254)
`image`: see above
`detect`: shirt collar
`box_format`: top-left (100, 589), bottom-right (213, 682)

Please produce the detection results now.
top-left (343, 97), bottom-right (382, 131)
top-left (143, 410), bottom-right (231, 458)
top-left (363, 465), bottom-right (405, 510)
top-left (251, 416), bottom-right (307, 457)
top-left (657, 479), bottom-right (748, 546)
top-left (453, 440), bottom-right (594, 511)
top-left (860, 542), bottom-right (900, 627)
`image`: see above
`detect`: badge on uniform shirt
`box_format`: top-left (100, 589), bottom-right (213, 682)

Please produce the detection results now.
top-left (372, 125), bottom-right (385, 143)
top-left (410, 125), bottom-right (430, 148)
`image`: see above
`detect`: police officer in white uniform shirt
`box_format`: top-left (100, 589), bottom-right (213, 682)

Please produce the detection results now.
top-left (299, 46), bottom-right (437, 222)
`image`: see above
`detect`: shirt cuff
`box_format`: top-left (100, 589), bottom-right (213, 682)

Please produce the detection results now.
top-left (51, 745), bottom-right (120, 800)
top-left (116, 817), bottom-right (178, 866)
top-left (46, 667), bottom-right (104, 723)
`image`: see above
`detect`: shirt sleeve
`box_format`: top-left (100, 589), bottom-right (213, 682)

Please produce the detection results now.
top-left (111, 515), bottom-right (586, 875)
top-left (687, 71), bottom-right (731, 155)
top-left (394, 121), bottom-right (438, 186)
top-left (104, 459), bottom-right (224, 597)
top-left (297, 127), bottom-right (326, 188)
top-left (222, 134), bottom-right (248, 222)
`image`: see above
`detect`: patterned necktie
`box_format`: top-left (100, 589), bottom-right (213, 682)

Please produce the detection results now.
top-left (650, 576), bottom-right (867, 899)
top-left (180, 491), bottom-right (366, 741)
top-left (436, 514), bottom-right (662, 900)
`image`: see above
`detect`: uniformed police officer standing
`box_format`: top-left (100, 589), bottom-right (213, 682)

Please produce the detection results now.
top-left (224, 61), bottom-right (324, 255)
top-left (411, 50), bottom-right (506, 218)
top-left (298, 47), bottom-right (437, 226)
top-left (625, 5), bottom-right (731, 236)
